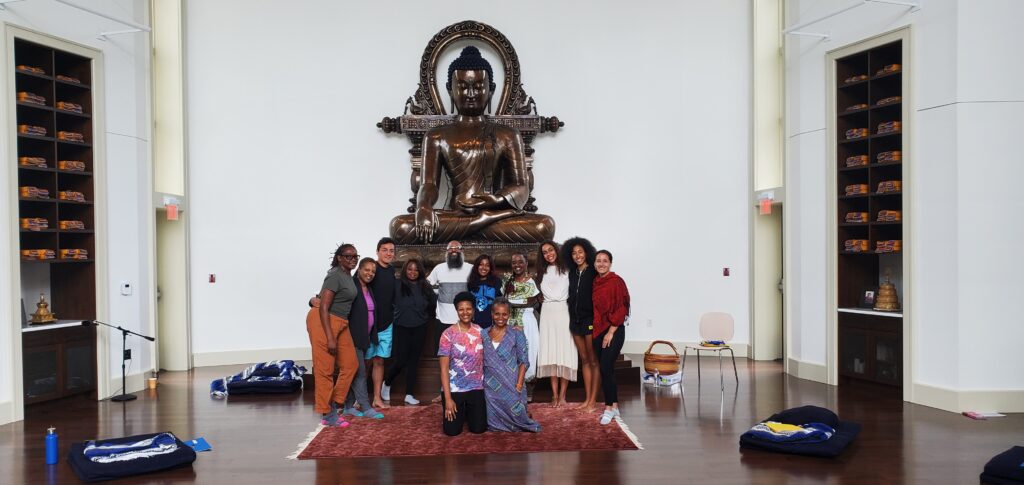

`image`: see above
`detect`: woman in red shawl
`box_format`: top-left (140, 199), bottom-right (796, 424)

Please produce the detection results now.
top-left (591, 249), bottom-right (630, 426)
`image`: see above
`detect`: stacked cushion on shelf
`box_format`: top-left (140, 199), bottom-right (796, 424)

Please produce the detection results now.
top-left (19, 156), bottom-right (48, 168)
top-left (845, 128), bottom-right (868, 139)
top-left (68, 432), bottom-right (197, 483)
top-left (17, 64), bottom-right (46, 74)
top-left (739, 405), bottom-right (861, 458)
top-left (876, 63), bottom-right (901, 75)
top-left (877, 150), bottom-right (902, 163)
top-left (877, 121), bottom-right (901, 134)
top-left (845, 155), bottom-right (869, 167)
top-left (980, 446), bottom-right (1024, 484)
top-left (845, 184), bottom-right (869, 196)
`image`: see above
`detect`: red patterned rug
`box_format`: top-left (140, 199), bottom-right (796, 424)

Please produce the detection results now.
top-left (290, 404), bottom-right (642, 459)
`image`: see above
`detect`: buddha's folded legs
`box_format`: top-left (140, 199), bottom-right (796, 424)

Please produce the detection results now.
top-left (390, 210), bottom-right (555, 244)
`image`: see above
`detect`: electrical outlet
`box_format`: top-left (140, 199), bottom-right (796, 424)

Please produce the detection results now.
top-left (723, 267), bottom-right (730, 277)
top-left (123, 349), bottom-right (132, 360)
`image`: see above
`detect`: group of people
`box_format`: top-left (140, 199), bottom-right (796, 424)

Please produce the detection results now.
top-left (305, 236), bottom-right (631, 435)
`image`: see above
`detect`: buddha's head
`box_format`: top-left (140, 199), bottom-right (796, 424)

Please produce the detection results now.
top-left (446, 46), bottom-right (496, 116)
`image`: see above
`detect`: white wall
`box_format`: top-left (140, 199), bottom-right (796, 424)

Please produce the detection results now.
top-left (785, 0), bottom-right (1024, 408)
top-left (0, 0), bottom-right (153, 424)
top-left (185, 0), bottom-right (752, 362)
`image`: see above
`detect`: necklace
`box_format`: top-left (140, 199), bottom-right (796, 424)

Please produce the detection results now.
top-left (490, 326), bottom-right (506, 343)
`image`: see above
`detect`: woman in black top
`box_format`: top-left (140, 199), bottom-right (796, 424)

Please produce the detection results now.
top-left (563, 237), bottom-right (599, 412)
top-left (467, 254), bottom-right (503, 329)
top-left (383, 259), bottom-right (437, 406)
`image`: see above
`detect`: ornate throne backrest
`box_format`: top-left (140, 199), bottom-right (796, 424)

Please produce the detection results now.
top-left (377, 20), bottom-right (563, 214)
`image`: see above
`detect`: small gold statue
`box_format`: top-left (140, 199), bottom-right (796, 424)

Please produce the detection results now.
top-left (874, 269), bottom-right (901, 312)
top-left (30, 293), bottom-right (56, 324)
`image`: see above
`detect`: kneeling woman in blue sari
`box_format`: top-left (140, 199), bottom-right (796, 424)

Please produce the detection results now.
top-left (483, 298), bottom-right (542, 433)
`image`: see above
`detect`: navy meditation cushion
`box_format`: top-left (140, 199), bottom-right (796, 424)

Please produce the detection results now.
top-left (767, 405), bottom-right (840, 429)
top-left (68, 431), bottom-right (196, 482)
top-left (980, 446), bottom-right (1024, 484)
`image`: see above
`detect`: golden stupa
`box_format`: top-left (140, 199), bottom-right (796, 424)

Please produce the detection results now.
top-left (874, 277), bottom-right (901, 312)
top-left (30, 293), bottom-right (57, 324)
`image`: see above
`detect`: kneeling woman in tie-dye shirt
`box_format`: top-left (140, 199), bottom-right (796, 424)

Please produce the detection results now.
top-left (438, 291), bottom-right (486, 436)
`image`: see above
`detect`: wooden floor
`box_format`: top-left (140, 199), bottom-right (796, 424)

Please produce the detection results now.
top-left (1, 357), bottom-right (1019, 484)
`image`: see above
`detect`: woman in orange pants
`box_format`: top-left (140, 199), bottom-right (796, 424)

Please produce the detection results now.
top-left (307, 244), bottom-right (360, 427)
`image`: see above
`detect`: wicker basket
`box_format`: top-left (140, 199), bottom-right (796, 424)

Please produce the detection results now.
top-left (643, 340), bottom-right (681, 375)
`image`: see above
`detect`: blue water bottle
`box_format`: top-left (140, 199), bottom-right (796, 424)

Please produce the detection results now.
top-left (45, 427), bottom-right (58, 464)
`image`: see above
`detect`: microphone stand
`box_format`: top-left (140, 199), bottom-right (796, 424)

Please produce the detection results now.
top-left (82, 320), bottom-right (155, 402)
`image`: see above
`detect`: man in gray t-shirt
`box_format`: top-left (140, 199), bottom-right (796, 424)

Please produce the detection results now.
top-left (322, 266), bottom-right (357, 318)
top-left (427, 241), bottom-right (473, 326)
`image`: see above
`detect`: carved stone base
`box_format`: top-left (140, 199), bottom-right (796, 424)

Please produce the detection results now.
top-left (396, 241), bottom-right (540, 273)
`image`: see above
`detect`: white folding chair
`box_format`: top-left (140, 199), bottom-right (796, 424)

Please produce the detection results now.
top-left (681, 312), bottom-right (739, 390)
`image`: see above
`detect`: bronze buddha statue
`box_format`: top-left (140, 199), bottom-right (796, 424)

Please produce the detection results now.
top-left (389, 46), bottom-right (555, 244)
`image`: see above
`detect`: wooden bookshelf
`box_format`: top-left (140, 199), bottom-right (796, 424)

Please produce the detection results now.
top-left (14, 37), bottom-right (97, 404)
top-left (835, 40), bottom-right (904, 388)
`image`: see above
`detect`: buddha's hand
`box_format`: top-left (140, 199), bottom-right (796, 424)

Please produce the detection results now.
top-left (459, 193), bottom-right (504, 209)
top-left (414, 206), bottom-right (438, 243)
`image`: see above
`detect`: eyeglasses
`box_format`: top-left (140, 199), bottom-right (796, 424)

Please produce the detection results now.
top-left (340, 254), bottom-right (359, 259)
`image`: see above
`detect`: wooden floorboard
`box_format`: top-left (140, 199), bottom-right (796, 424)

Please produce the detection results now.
top-left (0, 357), bottom-right (1019, 484)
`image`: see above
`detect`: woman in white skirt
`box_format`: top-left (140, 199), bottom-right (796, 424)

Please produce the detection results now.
top-left (535, 240), bottom-right (577, 407)
top-left (502, 252), bottom-right (541, 387)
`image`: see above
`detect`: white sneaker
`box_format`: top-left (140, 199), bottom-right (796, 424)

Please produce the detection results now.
top-left (612, 408), bottom-right (621, 418)
top-left (404, 394), bottom-right (420, 405)
top-left (381, 384), bottom-right (391, 401)
top-left (600, 410), bottom-right (615, 425)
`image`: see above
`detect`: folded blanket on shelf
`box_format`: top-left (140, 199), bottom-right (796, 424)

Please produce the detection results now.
top-left (20, 186), bottom-right (50, 199)
top-left (59, 160), bottom-right (86, 171)
top-left (845, 155), bottom-right (869, 167)
top-left (57, 74), bottom-right (82, 84)
top-left (875, 240), bottom-right (902, 253)
top-left (877, 151), bottom-right (902, 163)
top-left (876, 181), bottom-right (902, 194)
top-left (57, 131), bottom-right (85, 142)
top-left (20, 218), bottom-right (49, 230)
top-left (876, 63), bottom-right (901, 75)
top-left (845, 128), bottom-right (869, 140)
top-left (845, 103), bottom-right (868, 111)
top-left (21, 249), bottom-right (56, 260)
top-left (56, 101), bottom-right (84, 113)
top-left (745, 421), bottom-right (835, 443)
top-left (60, 249), bottom-right (89, 260)
top-left (60, 220), bottom-right (86, 230)
top-left (19, 124), bottom-right (47, 136)
top-left (845, 212), bottom-right (869, 223)
top-left (877, 121), bottom-right (901, 134)
top-left (19, 156), bottom-right (48, 168)
top-left (843, 74), bottom-right (867, 84)
top-left (210, 359), bottom-right (306, 397)
top-left (17, 91), bottom-right (47, 105)
top-left (844, 240), bottom-right (869, 252)
top-left (876, 96), bottom-right (902, 106)
top-left (84, 432), bottom-right (178, 463)
top-left (59, 191), bottom-right (86, 202)
top-left (845, 184), bottom-right (869, 196)
top-left (877, 210), bottom-right (902, 222)
top-left (17, 65), bottom-right (46, 74)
